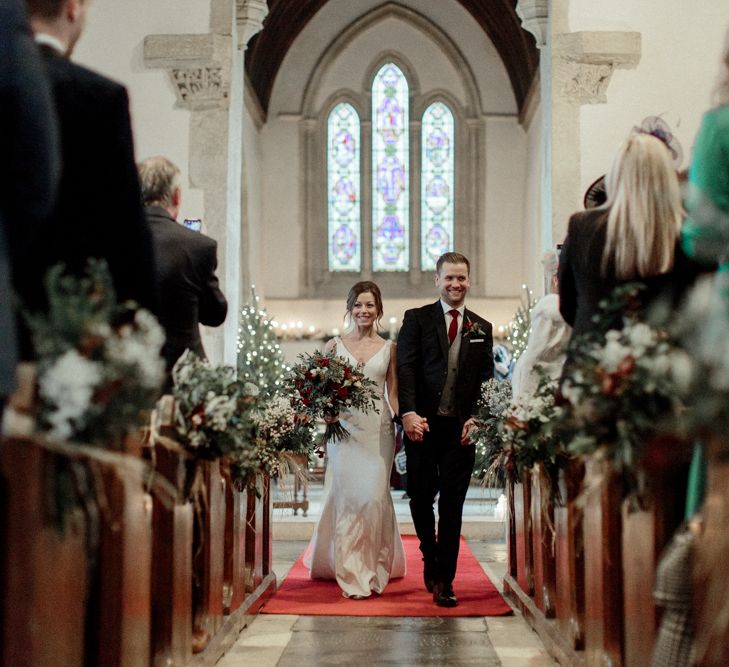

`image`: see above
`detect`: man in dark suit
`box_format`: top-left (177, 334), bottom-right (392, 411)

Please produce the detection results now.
top-left (397, 252), bottom-right (494, 607)
top-left (22, 0), bottom-right (157, 343)
top-left (1, 0), bottom-right (59, 404)
top-left (138, 156), bottom-right (227, 383)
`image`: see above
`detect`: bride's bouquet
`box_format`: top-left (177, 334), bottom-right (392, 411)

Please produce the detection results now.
top-left (287, 350), bottom-right (379, 442)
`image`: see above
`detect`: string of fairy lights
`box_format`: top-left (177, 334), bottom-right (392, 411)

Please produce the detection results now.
top-left (505, 284), bottom-right (536, 362)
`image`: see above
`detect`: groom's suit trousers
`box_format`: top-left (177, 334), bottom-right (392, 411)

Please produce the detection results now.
top-left (405, 415), bottom-right (475, 585)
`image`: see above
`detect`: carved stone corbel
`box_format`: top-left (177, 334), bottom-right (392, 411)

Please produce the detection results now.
top-left (515, 0), bottom-right (549, 49)
top-left (236, 0), bottom-right (268, 50)
top-left (143, 34), bottom-right (231, 111)
top-left (555, 31), bottom-right (641, 106)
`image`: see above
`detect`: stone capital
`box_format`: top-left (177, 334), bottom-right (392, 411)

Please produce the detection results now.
top-left (554, 31), bottom-right (641, 105)
top-left (236, 0), bottom-right (268, 50)
top-left (144, 33), bottom-right (231, 111)
top-left (515, 0), bottom-right (548, 48)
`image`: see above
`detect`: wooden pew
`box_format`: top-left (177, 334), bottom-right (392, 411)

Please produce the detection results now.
top-left (192, 459), bottom-right (226, 652)
top-left (149, 443), bottom-right (193, 667)
top-left (0, 439), bottom-right (88, 667)
top-left (554, 458), bottom-right (585, 651)
top-left (531, 464), bottom-right (557, 618)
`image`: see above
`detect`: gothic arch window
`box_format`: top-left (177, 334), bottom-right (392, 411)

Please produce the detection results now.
top-left (421, 101), bottom-right (455, 271)
top-left (325, 66), bottom-right (458, 276)
top-left (310, 54), bottom-right (482, 298)
top-left (327, 102), bottom-right (361, 272)
top-left (372, 62), bottom-right (410, 272)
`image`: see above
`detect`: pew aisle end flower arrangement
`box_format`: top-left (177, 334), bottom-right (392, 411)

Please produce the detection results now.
top-left (556, 285), bottom-right (694, 502)
top-left (471, 375), bottom-right (567, 510)
top-left (25, 259), bottom-right (165, 448)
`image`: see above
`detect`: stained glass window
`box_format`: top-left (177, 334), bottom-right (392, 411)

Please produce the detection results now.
top-left (372, 63), bottom-right (409, 272)
top-left (327, 103), bottom-right (361, 271)
top-left (421, 102), bottom-right (455, 271)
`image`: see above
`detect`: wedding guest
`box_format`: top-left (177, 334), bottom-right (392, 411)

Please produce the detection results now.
top-left (0, 0), bottom-right (59, 407)
top-left (138, 156), bottom-right (227, 385)
top-left (21, 0), bottom-right (157, 343)
top-left (511, 250), bottom-right (571, 401)
top-left (558, 132), bottom-right (700, 346)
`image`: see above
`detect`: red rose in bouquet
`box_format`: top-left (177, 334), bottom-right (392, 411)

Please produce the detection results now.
top-left (287, 349), bottom-right (379, 442)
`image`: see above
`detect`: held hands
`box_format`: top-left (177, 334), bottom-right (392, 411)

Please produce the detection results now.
top-left (403, 413), bottom-right (429, 442)
top-left (460, 417), bottom-right (477, 446)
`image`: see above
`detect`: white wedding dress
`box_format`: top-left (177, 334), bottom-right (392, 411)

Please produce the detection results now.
top-left (305, 337), bottom-right (406, 597)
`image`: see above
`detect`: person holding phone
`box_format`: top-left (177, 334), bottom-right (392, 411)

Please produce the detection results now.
top-left (138, 156), bottom-right (228, 387)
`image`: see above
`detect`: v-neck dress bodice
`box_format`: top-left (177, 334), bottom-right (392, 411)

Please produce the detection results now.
top-left (305, 338), bottom-right (406, 597)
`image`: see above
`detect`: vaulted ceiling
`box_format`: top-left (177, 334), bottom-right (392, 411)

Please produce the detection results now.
top-left (245, 0), bottom-right (539, 117)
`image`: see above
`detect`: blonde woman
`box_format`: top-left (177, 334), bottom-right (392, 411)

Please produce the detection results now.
top-left (558, 132), bottom-right (699, 340)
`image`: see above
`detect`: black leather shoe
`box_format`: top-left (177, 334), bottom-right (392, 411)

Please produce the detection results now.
top-left (423, 560), bottom-right (438, 593)
top-left (433, 583), bottom-right (458, 608)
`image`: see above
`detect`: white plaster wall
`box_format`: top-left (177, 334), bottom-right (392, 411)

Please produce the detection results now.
top-left (242, 105), bottom-right (264, 297)
top-left (73, 0), bottom-right (210, 218)
top-left (260, 118), bottom-right (302, 298)
top-left (569, 0), bottom-right (728, 193)
top-left (483, 118), bottom-right (528, 297)
top-left (521, 107), bottom-right (545, 296)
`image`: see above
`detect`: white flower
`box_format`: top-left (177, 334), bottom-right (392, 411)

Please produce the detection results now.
top-left (561, 381), bottom-right (582, 405)
top-left (598, 339), bottom-right (632, 373)
top-left (668, 350), bottom-right (694, 393)
top-left (39, 349), bottom-right (103, 440)
top-left (626, 322), bottom-right (656, 356)
top-left (243, 382), bottom-right (259, 398)
top-left (205, 394), bottom-right (237, 431)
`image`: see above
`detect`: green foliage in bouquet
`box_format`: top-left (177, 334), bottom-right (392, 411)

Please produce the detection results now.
top-left (288, 349), bottom-right (379, 443)
top-left (557, 285), bottom-right (692, 488)
top-left (26, 260), bottom-right (165, 447)
top-left (172, 350), bottom-right (259, 460)
top-left (237, 288), bottom-right (288, 399)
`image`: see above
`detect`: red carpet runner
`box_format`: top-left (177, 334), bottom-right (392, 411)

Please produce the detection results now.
top-left (261, 535), bottom-right (512, 617)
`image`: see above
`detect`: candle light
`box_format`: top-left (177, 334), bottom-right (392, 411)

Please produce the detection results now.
top-left (388, 316), bottom-right (397, 339)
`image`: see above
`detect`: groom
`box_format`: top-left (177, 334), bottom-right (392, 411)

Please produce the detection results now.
top-left (397, 252), bottom-right (493, 607)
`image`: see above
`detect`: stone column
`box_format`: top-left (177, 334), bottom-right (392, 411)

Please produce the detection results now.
top-left (516, 0), bottom-right (641, 247)
top-left (143, 0), bottom-right (268, 367)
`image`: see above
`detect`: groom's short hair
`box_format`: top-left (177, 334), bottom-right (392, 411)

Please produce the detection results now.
top-left (436, 252), bottom-right (470, 275)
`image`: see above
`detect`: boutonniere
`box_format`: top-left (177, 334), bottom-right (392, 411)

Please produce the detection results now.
top-left (462, 317), bottom-right (487, 337)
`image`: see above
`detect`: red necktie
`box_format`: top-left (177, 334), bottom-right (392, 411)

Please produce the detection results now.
top-left (448, 309), bottom-right (459, 345)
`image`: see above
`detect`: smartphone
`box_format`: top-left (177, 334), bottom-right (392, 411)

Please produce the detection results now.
top-left (183, 218), bottom-right (202, 232)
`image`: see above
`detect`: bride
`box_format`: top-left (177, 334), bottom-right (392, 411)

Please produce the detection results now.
top-left (305, 281), bottom-right (406, 598)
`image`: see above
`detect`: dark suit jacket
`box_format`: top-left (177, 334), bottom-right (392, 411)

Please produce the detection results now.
top-left (558, 208), bottom-right (706, 339)
top-left (0, 1), bottom-right (59, 393)
top-left (17, 44), bottom-right (157, 357)
top-left (397, 301), bottom-right (494, 425)
top-left (145, 206), bottom-right (227, 374)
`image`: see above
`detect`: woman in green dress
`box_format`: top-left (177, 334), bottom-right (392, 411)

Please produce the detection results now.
top-left (681, 28), bottom-right (729, 520)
